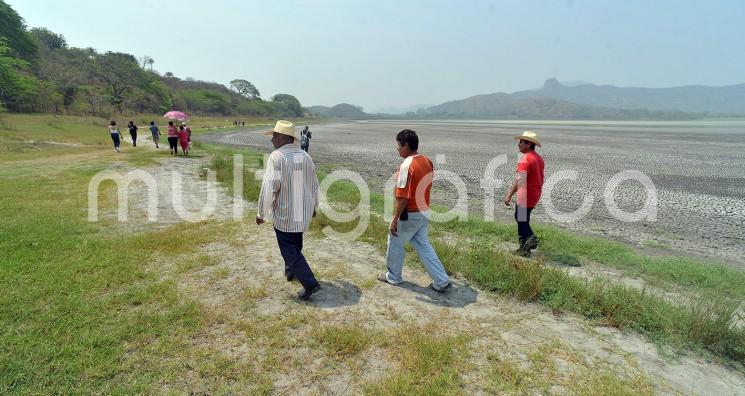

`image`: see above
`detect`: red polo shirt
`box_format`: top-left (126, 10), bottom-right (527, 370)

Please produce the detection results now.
top-left (516, 150), bottom-right (545, 208)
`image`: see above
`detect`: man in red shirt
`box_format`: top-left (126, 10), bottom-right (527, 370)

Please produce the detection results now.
top-left (377, 129), bottom-right (451, 292)
top-left (504, 131), bottom-right (545, 257)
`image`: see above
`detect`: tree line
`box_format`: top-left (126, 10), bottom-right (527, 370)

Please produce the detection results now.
top-left (0, 0), bottom-right (303, 117)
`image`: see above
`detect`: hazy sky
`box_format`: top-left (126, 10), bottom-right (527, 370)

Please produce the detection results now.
top-left (9, 0), bottom-right (745, 112)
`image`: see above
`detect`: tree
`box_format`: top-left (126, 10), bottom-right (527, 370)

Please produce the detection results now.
top-left (272, 93), bottom-right (302, 116)
top-left (93, 52), bottom-right (146, 113)
top-left (81, 85), bottom-right (105, 116)
top-left (30, 27), bottom-right (67, 50)
top-left (0, 38), bottom-right (40, 112)
top-left (0, 0), bottom-right (39, 61)
top-left (229, 79), bottom-right (261, 100)
top-left (138, 55), bottom-right (154, 71)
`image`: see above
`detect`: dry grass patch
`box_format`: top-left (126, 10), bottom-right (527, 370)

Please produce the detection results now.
top-left (174, 253), bottom-right (218, 274)
top-left (312, 324), bottom-right (373, 357)
top-left (485, 341), bottom-right (654, 396)
top-left (364, 324), bottom-right (471, 395)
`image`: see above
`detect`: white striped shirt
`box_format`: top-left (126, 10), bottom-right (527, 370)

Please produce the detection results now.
top-left (257, 144), bottom-right (319, 233)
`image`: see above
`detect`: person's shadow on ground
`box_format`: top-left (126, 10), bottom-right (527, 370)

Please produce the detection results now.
top-left (306, 280), bottom-right (361, 308)
top-left (397, 281), bottom-right (478, 308)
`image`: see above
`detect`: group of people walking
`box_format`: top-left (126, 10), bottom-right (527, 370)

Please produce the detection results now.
top-left (256, 120), bottom-right (545, 301)
top-left (108, 120), bottom-right (191, 156)
top-left (111, 116), bottom-right (544, 301)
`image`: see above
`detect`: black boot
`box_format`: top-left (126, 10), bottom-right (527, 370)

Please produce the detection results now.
top-left (524, 235), bottom-right (539, 251)
top-left (514, 237), bottom-right (528, 256)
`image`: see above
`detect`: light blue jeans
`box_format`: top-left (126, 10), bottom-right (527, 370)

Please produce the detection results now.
top-left (385, 211), bottom-right (450, 289)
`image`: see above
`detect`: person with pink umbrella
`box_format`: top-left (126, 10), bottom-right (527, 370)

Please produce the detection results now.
top-left (166, 121), bottom-right (179, 155)
top-left (163, 111), bottom-right (189, 155)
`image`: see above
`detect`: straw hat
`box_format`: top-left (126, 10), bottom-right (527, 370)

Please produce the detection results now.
top-left (264, 120), bottom-right (298, 142)
top-left (513, 130), bottom-right (542, 147)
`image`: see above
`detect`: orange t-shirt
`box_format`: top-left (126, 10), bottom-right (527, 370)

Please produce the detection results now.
top-left (395, 154), bottom-right (433, 212)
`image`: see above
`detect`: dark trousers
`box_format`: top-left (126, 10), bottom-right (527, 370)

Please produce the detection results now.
top-left (514, 205), bottom-right (534, 242)
top-left (111, 133), bottom-right (120, 148)
top-left (130, 131), bottom-right (137, 146)
top-left (168, 137), bottom-right (178, 151)
top-left (274, 228), bottom-right (318, 290)
top-left (301, 144), bottom-right (309, 152)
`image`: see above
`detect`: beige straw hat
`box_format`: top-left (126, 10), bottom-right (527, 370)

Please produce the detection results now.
top-left (513, 130), bottom-right (542, 147)
top-left (264, 120), bottom-right (299, 142)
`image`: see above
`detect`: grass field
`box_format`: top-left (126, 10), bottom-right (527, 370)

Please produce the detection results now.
top-left (302, 169), bottom-right (745, 363)
top-left (1, 113), bottom-right (742, 393)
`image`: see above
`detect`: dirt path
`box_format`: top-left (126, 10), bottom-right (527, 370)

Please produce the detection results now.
top-left (113, 155), bottom-right (745, 395)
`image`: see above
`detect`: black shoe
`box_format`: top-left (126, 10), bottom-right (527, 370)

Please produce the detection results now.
top-left (297, 284), bottom-right (321, 301)
top-left (524, 235), bottom-right (538, 250)
top-left (514, 237), bottom-right (526, 255)
top-left (429, 282), bottom-right (452, 293)
top-left (286, 273), bottom-right (295, 282)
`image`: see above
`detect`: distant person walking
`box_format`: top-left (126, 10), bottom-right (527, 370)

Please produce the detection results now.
top-left (149, 121), bottom-right (161, 148)
top-left (108, 121), bottom-right (122, 152)
top-left (183, 122), bottom-right (192, 150)
top-left (256, 120), bottom-right (321, 301)
top-left (127, 121), bottom-right (138, 147)
top-left (167, 121), bottom-right (179, 155)
top-left (377, 129), bottom-right (451, 292)
top-left (178, 124), bottom-right (190, 156)
top-left (504, 131), bottom-right (545, 257)
top-left (300, 125), bottom-right (312, 152)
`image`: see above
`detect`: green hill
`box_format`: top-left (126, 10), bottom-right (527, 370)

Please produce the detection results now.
top-left (0, 0), bottom-right (302, 118)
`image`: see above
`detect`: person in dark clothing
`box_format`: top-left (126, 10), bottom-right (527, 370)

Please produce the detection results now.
top-left (127, 121), bottom-right (138, 147)
top-left (300, 126), bottom-right (312, 152)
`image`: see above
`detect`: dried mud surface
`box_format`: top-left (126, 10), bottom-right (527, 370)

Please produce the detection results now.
top-left (201, 120), bottom-right (745, 269)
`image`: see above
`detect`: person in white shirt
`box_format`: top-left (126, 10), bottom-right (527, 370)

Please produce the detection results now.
top-left (256, 120), bottom-right (321, 300)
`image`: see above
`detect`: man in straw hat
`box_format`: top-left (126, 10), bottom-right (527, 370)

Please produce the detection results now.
top-left (504, 131), bottom-right (545, 257)
top-left (256, 120), bottom-right (322, 300)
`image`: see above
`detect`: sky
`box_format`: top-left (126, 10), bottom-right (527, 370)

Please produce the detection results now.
top-left (9, 0), bottom-right (745, 112)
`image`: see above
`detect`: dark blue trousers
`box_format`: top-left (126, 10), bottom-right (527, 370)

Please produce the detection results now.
top-left (274, 228), bottom-right (319, 290)
top-left (111, 133), bottom-right (120, 148)
top-left (514, 205), bottom-right (534, 241)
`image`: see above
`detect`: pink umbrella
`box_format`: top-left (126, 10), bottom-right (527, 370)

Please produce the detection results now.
top-left (163, 111), bottom-right (189, 122)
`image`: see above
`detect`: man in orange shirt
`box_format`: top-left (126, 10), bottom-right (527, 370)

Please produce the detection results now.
top-left (377, 129), bottom-right (451, 292)
top-left (504, 131), bottom-right (545, 257)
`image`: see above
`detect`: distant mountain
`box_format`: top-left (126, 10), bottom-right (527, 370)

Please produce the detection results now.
top-left (308, 103), bottom-right (370, 118)
top-left (309, 79), bottom-right (745, 120)
top-left (418, 94), bottom-right (696, 120)
top-left (513, 79), bottom-right (745, 115)
top-left (372, 103), bottom-right (434, 115)
top-left (561, 80), bottom-right (590, 87)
